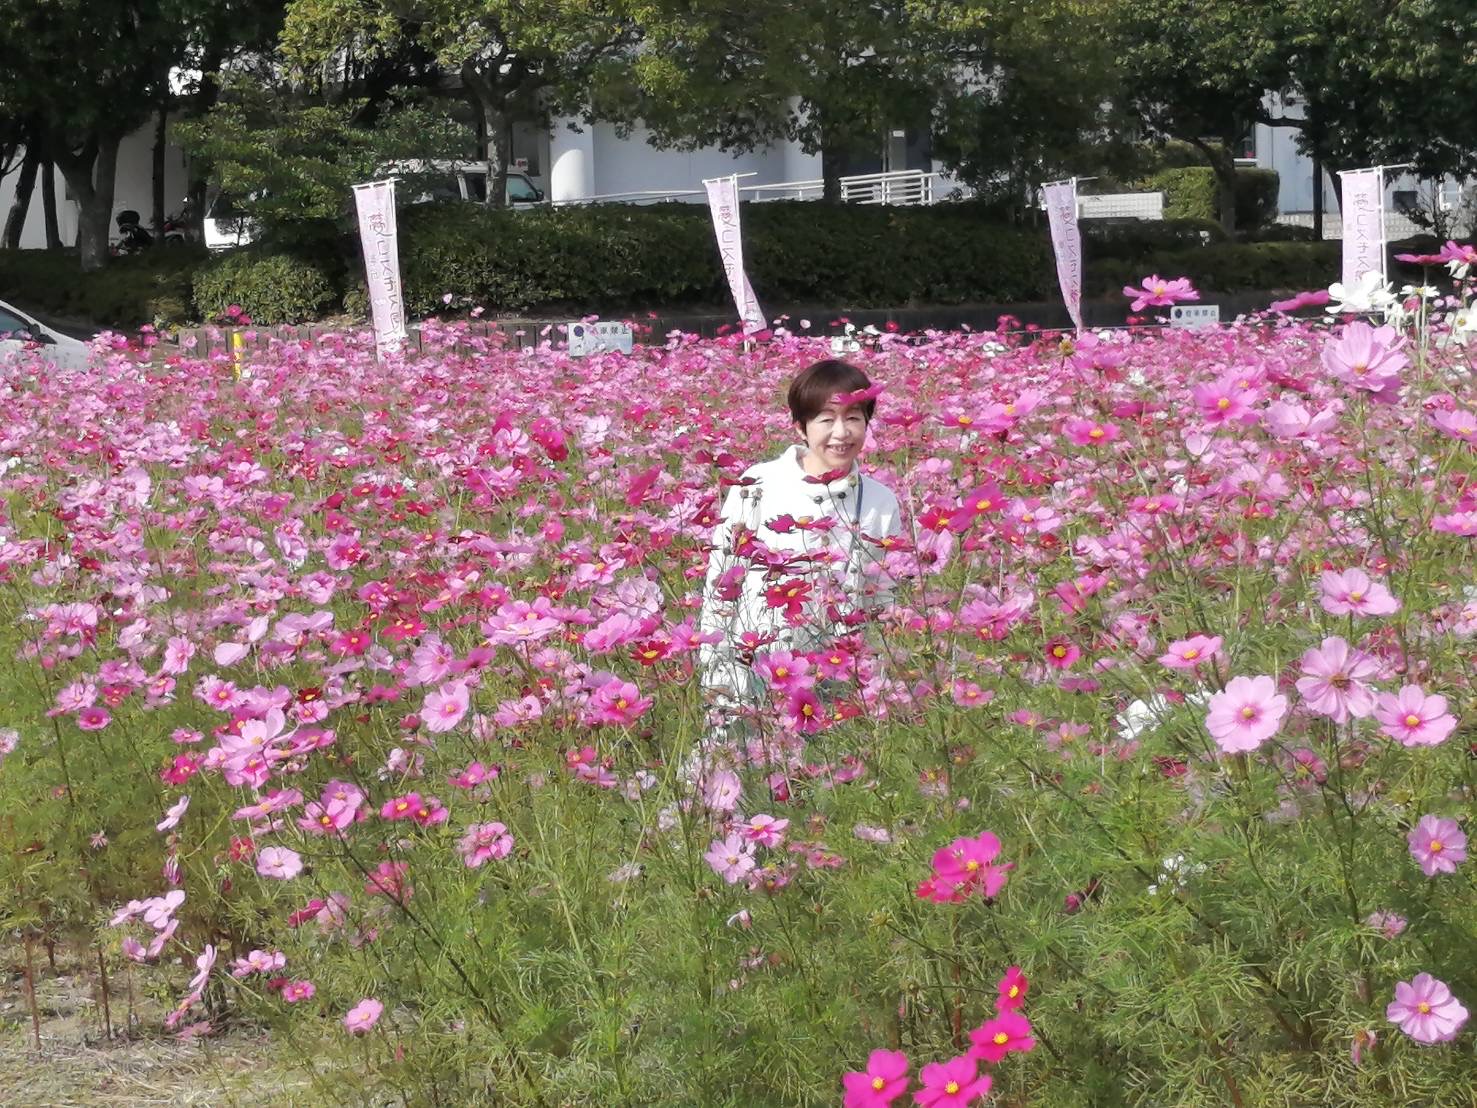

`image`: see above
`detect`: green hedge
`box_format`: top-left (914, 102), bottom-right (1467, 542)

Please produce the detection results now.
top-left (0, 201), bottom-right (1358, 329)
top-left (0, 248), bottom-right (201, 328)
top-left (1140, 167), bottom-right (1280, 230)
top-left (192, 249), bottom-right (340, 324)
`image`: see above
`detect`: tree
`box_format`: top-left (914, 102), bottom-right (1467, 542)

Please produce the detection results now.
top-left (1108, 0), bottom-right (1284, 233)
top-left (0, 0), bottom-right (193, 270)
top-left (281, 0), bottom-right (639, 208)
top-left (927, 0), bottom-right (1134, 215)
top-left (609, 0), bottom-right (962, 202)
top-left (1268, 0), bottom-right (1477, 216)
top-left (177, 86), bottom-right (473, 246)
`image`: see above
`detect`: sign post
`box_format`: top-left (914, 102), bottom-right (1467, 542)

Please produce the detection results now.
top-left (352, 179), bottom-right (409, 358)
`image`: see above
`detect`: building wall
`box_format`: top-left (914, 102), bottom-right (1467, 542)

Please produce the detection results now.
top-left (0, 119), bottom-right (189, 249)
top-left (589, 121), bottom-right (786, 201)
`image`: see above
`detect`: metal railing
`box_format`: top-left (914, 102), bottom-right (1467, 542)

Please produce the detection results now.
top-left (550, 170), bottom-right (942, 208)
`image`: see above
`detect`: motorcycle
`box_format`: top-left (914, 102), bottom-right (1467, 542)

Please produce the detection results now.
top-left (113, 206), bottom-right (193, 254)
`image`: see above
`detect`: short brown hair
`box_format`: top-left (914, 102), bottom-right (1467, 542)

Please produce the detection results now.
top-left (786, 359), bottom-right (876, 427)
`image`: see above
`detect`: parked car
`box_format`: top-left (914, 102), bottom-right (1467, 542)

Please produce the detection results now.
top-left (0, 299), bottom-right (92, 370)
top-left (381, 161), bottom-right (546, 207)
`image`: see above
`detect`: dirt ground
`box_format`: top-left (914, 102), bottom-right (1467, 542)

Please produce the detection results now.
top-left (1, 944), bottom-right (313, 1107)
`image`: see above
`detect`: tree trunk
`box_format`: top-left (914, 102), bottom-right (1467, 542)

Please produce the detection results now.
top-left (1311, 153), bottom-right (1324, 240)
top-left (462, 67), bottom-right (510, 209)
top-left (41, 160), bottom-right (60, 249)
top-left (56, 134), bottom-right (121, 272)
top-left (4, 145), bottom-right (40, 249)
top-left (1188, 136), bottom-right (1238, 234)
top-left (185, 45), bottom-right (225, 240)
top-left (151, 97), bottom-right (168, 239)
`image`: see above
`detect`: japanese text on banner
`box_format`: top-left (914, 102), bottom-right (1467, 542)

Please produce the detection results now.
top-left (703, 176), bottom-right (766, 334)
top-left (1043, 181), bottom-right (1084, 333)
top-left (353, 180), bottom-right (409, 358)
top-left (1341, 168), bottom-right (1386, 289)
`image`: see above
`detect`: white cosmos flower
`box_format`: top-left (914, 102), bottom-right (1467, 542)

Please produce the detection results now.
top-left (1326, 272), bottom-right (1394, 315)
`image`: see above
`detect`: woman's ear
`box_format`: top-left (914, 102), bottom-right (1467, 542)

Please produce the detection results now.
top-left (794, 419), bottom-right (807, 439)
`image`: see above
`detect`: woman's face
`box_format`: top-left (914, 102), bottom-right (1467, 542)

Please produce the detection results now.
top-left (798, 401), bottom-right (868, 473)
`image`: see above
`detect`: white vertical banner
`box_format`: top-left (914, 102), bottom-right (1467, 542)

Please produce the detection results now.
top-left (703, 175), bottom-right (766, 333)
top-left (1340, 167), bottom-right (1386, 288)
top-left (1043, 179), bottom-right (1084, 333)
top-left (352, 179), bottom-right (409, 358)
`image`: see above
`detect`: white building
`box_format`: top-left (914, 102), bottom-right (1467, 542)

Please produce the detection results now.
top-left (0, 125), bottom-right (190, 250)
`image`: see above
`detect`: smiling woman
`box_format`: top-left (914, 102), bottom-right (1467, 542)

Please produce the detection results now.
top-left (697, 358), bottom-right (901, 718)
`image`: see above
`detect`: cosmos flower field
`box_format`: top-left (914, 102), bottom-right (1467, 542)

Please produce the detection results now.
top-left (0, 301), bottom-right (1473, 1105)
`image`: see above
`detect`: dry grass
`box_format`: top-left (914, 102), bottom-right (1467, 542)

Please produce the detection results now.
top-left (1, 942), bottom-right (317, 1107)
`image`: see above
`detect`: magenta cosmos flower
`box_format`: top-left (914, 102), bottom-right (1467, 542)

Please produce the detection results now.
top-left (1319, 568), bottom-right (1400, 617)
top-left (1123, 274), bottom-right (1199, 313)
top-left (458, 821), bottom-right (514, 868)
top-left (1374, 686), bottom-right (1457, 747)
top-left (842, 1049), bottom-right (910, 1108)
top-left (1294, 636), bottom-right (1381, 723)
top-left (968, 1010), bottom-right (1036, 1063)
top-left (1205, 675), bottom-right (1287, 753)
top-left (1408, 815), bottom-right (1466, 877)
top-left (914, 1054), bottom-right (991, 1107)
top-left (1386, 974), bottom-right (1469, 1043)
top-left (344, 997), bottom-right (384, 1034)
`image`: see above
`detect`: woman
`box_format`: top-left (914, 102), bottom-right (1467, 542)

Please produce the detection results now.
top-left (698, 359), bottom-right (902, 714)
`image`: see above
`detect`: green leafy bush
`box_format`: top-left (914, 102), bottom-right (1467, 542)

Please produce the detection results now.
top-left (0, 248), bottom-right (203, 327)
top-left (1088, 241), bottom-right (1340, 294)
top-left (193, 249), bottom-right (340, 324)
top-left (1140, 167), bottom-right (1280, 230)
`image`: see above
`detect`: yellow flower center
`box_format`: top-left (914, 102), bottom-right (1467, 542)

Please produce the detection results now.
top-left (1417, 1001), bottom-right (1432, 1014)
top-left (1008, 985), bottom-right (1020, 998)
top-left (945, 1082), bottom-right (960, 1095)
top-left (1240, 706), bottom-right (1256, 719)
top-left (1216, 398), bottom-right (1230, 410)
top-left (616, 697), bottom-right (629, 710)
top-left (994, 1032), bottom-right (1009, 1045)
top-left (1088, 427), bottom-right (1104, 439)
top-left (871, 1077), bottom-right (886, 1091)
top-left (977, 498), bottom-right (991, 510)
top-left (1350, 591), bottom-right (1364, 601)
top-left (957, 416), bottom-right (973, 426)
top-left (1429, 839), bottom-right (1443, 853)
top-left (1182, 648), bottom-right (1199, 660)
top-left (965, 859), bottom-right (980, 872)
top-left (1405, 714), bottom-right (1421, 727)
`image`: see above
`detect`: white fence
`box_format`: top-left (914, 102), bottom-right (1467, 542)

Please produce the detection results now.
top-left (1076, 192), bottom-right (1165, 221)
top-left (552, 170), bottom-right (943, 208)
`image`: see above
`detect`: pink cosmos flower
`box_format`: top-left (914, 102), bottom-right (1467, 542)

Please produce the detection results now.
top-left (585, 678), bottom-right (653, 725)
top-left (1158, 634), bottom-right (1222, 670)
top-left (1319, 568), bottom-right (1400, 617)
top-left (281, 980), bottom-right (316, 1003)
top-left (740, 814), bottom-right (789, 848)
top-left (1269, 289), bottom-right (1330, 313)
top-left (1373, 686), bottom-right (1457, 747)
top-left (458, 821), bottom-right (514, 868)
top-left (1386, 974), bottom-right (1469, 1043)
top-left (1123, 274), bottom-right (1199, 313)
top-left (344, 997), bottom-right (384, 1034)
top-left (1364, 911), bottom-right (1407, 939)
top-left (1191, 376), bottom-right (1254, 425)
top-left (968, 1010), bottom-right (1036, 1063)
top-left (1408, 814), bottom-right (1466, 877)
top-left (704, 833), bottom-right (756, 884)
top-left (1430, 409), bottom-right (1477, 443)
top-left (1064, 417), bottom-right (1120, 446)
top-left (1321, 320), bottom-right (1407, 400)
top-left (913, 1054), bottom-right (990, 1107)
top-left (1044, 639), bottom-right (1080, 669)
top-left (255, 846), bottom-right (304, 880)
top-left (753, 650), bottom-right (811, 691)
top-left (1294, 636), bottom-right (1381, 723)
top-left (920, 831), bottom-right (1011, 902)
top-left (156, 795), bottom-right (191, 833)
top-left (421, 681), bottom-right (470, 733)
top-left (232, 950), bottom-right (287, 977)
top-left (842, 1049), bottom-right (910, 1108)
top-left (1205, 675), bottom-right (1287, 753)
